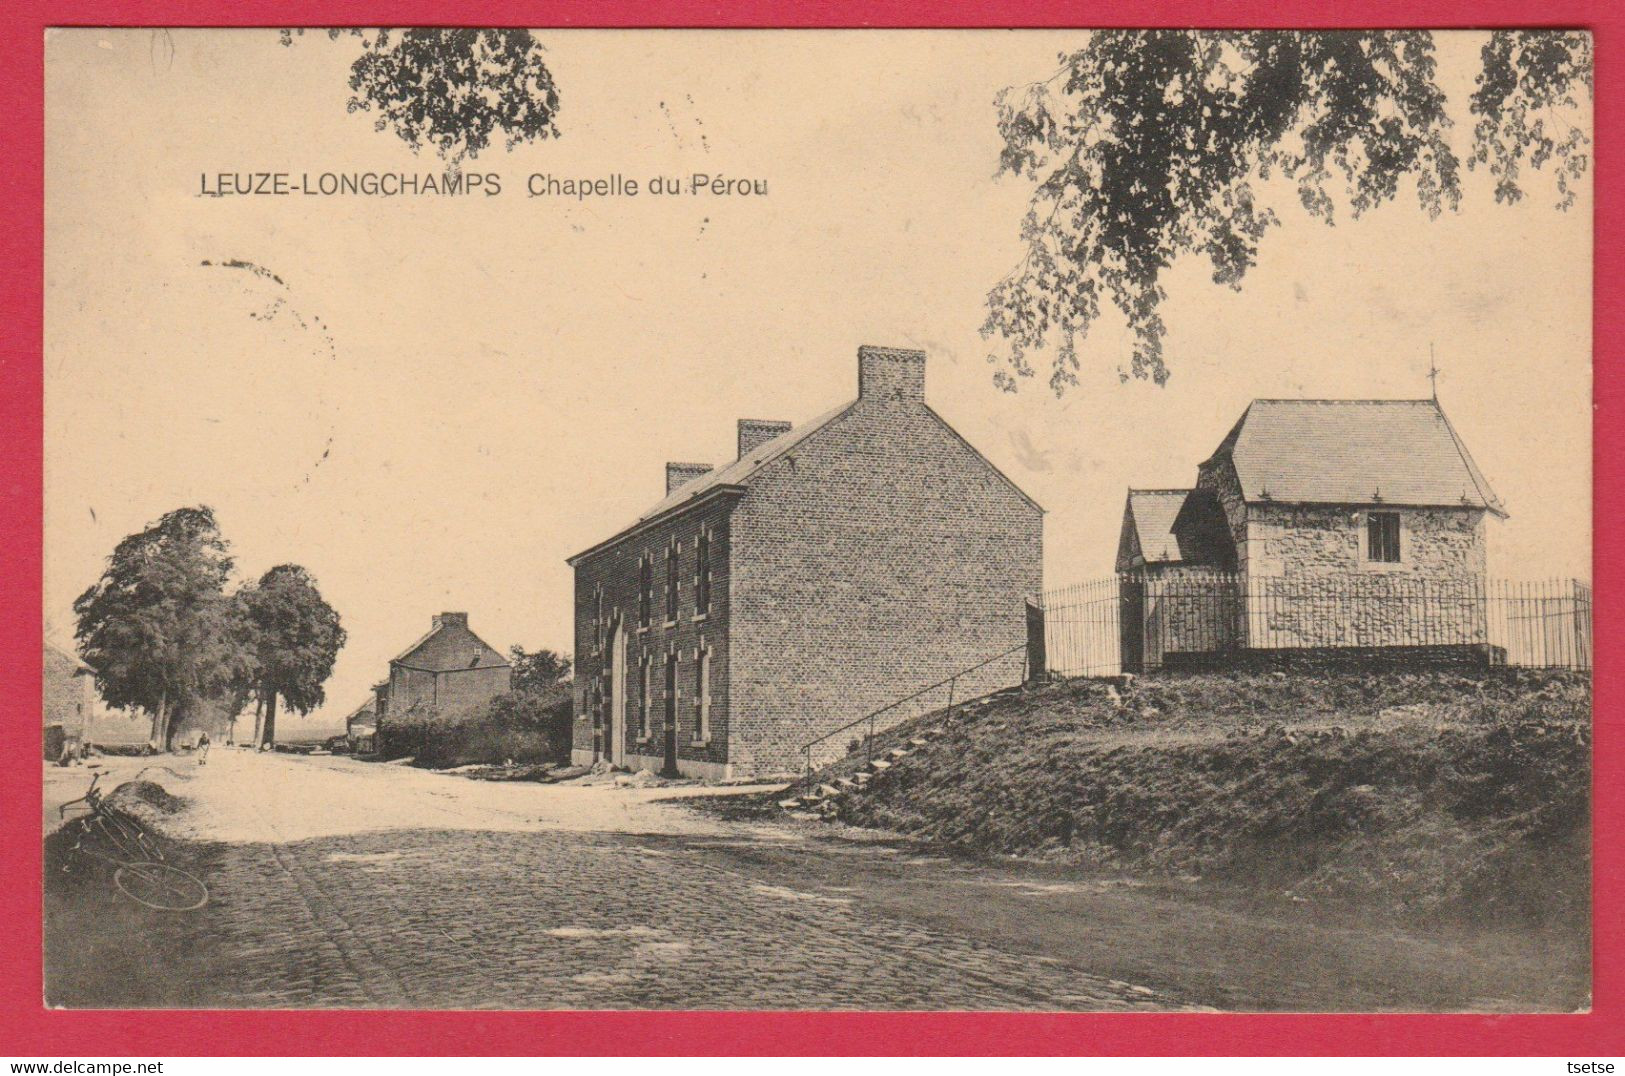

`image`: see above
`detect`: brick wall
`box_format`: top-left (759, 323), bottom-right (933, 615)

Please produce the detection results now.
top-left (571, 496), bottom-right (735, 772)
top-left (388, 665), bottom-right (436, 718)
top-left (387, 663), bottom-right (511, 721)
top-left (737, 420), bottom-right (792, 459)
top-left (729, 397), bottom-right (1042, 776)
top-left (437, 665), bottom-right (513, 716)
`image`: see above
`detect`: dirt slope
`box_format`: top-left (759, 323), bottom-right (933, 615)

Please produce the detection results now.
top-left (830, 669), bottom-right (1590, 929)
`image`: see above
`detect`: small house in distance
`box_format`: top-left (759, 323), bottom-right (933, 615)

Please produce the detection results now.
top-left (43, 641), bottom-right (95, 762)
top-left (380, 612), bottom-right (512, 725)
top-left (345, 700), bottom-right (377, 754)
top-left (1117, 398), bottom-right (1507, 669)
top-left (567, 344), bottom-right (1044, 779)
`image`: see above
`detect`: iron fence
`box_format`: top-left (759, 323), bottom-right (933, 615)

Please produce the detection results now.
top-left (1039, 571), bottom-right (1592, 676)
top-left (798, 644), bottom-right (1029, 780)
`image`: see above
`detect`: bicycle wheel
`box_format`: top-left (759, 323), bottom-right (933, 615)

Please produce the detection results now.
top-left (113, 862), bottom-right (208, 911)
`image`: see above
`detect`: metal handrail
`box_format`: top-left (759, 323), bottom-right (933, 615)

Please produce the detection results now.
top-left (800, 643), bottom-right (1027, 785)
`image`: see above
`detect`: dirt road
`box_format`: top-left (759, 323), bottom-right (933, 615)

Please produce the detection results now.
top-left (43, 750), bottom-right (1586, 1011)
top-left (44, 750), bottom-right (1173, 1010)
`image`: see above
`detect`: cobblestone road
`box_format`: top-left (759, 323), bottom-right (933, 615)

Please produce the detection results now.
top-left (48, 752), bottom-right (1172, 1010)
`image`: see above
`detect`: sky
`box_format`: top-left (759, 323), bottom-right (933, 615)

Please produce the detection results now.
top-left (45, 29), bottom-right (1593, 738)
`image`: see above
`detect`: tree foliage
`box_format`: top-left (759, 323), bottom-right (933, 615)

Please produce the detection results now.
top-left (985, 30), bottom-right (1592, 392)
top-left (1469, 30), bottom-right (1594, 209)
top-left (236, 564), bottom-right (347, 747)
top-left (72, 508), bottom-right (346, 751)
top-left (281, 28), bottom-right (561, 163)
top-left (508, 645), bottom-right (572, 695)
top-left (73, 507), bottom-right (239, 749)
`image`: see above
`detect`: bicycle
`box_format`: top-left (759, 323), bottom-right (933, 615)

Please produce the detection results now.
top-left (57, 772), bottom-right (209, 912)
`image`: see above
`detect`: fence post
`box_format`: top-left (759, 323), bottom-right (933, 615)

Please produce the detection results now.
top-left (1025, 599), bottom-right (1047, 683)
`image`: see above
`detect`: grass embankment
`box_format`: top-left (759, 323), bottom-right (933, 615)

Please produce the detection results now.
top-left (825, 669), bottom-right (1589, 930)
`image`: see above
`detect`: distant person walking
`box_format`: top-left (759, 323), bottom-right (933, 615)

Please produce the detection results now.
top-left (197, 731), bottom-right (210, 766)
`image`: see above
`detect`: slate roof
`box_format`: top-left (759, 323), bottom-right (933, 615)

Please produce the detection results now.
top-left (44, 640), bottom-right (94, 674)
top-left (1208, 399), bottom-right (1505, 516)
top-left (568, 364), bottom-right (1044, 565)
top-left (1123, 488), bottom-right (1234, 568)
top-left (569, 401), bottom-right (855, 564)
top-left (391, 623), bottom-right (509, 673)
top-left (1126, 490), bottom-right (1192, 564)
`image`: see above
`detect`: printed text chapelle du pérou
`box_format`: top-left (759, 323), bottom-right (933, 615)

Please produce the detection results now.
top-left (198, 171), bottom-right (768, 199)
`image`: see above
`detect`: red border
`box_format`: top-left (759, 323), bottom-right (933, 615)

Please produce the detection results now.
top-left (2, 0), bottom-right (1618, 1056)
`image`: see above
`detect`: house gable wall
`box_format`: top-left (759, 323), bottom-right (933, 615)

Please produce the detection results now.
top-left (436, 665), bottom-right (513, 717)
top-left (727, 396), bottom-right (1042, 777)
top-left (43, 648), bottom-right (93, 736)
top-left (387, 621), bottom-right (512, 725)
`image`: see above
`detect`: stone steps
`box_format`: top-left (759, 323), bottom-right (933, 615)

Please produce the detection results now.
top-left (779, 723), bottom-right (950, 815)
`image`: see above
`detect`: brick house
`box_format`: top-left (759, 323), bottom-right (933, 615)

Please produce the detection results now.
top-left (567, 345), bottom-right (1044, 779)
top-left (1118, 398), bottom-right (1505, 666)
top-left (43, 641), bottom-right (95, 761)
top-left (380, 612), bottom-right (512, 724)
top-left (345, 700), bottom-right (377, 754)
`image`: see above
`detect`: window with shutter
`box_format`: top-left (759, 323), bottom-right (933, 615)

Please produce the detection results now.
top-left (638, 554), bottom-right (652, 629)
top-left (638, 657), bottom-right (651, 739)
top-left (664, 651), bottom-right (678, 737)
top-left (665, 542), bottom-right (679, 623)
top-left (695, 528), bottom-right (712, 616)
top-left (694, 643), bottom-right (712, 742)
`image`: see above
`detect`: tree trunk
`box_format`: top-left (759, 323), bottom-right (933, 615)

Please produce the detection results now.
top-left (261, 692), bottom-right (278, 749)
top-left (150, 688), bottom-right (169, 751)
top-left (251, 694), bottom-right (264, 748)
top-left (163, 694), bottom-right (185, 752)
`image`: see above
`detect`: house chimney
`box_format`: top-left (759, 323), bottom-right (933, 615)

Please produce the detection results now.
top-left (858, 345), bottom-right (926, 402)
top-left (737, 419), bottom-right (792, 459)
top-left (666, 462), bottom-right (713, 494)
top-left (432, 612), bottom-right (468, 630)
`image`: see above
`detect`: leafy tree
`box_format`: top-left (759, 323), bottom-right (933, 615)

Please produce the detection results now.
top-left (509, 646), bottom-right (572, 695)
top-left (280, 28), bottom-right (561, 163)
top-left (984, 29), bottom-right (1592, 391)
top-left (237, 564), bottom-right (347, 748)
top-left (73, 506), bottom-right (237, 750)
top-left (219, 595), bottom-right (263, 745)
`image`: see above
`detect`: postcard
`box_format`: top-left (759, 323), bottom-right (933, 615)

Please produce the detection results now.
top-left (42, 27), bottom-right (1592, 1014)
